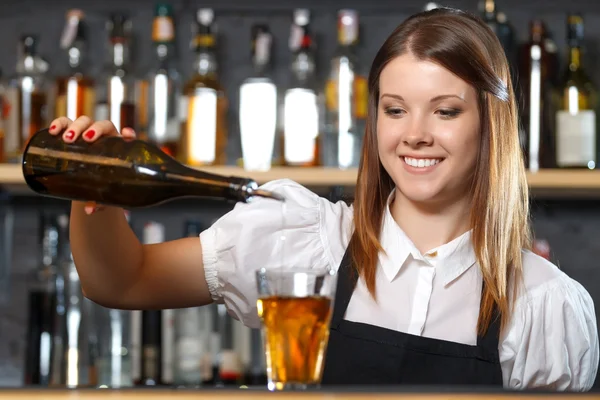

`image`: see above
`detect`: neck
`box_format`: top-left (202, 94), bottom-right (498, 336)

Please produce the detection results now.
top-left (389, 188), bottom-right (472, 254)
top-left (569, 46), bottom-right (581, 71)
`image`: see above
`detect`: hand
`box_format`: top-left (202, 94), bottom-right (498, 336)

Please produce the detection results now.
top-left (48, 116), bottom-right (137, 215)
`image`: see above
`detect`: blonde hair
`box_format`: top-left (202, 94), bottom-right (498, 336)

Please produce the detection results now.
top-left (350, 7), bottom-right (532, 335)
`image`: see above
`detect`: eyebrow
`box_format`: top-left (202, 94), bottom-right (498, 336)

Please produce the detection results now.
top-left (380, 93), bottom-right (466, 103)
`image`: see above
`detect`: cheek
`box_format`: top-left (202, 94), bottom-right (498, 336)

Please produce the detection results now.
top-left (376, 117), bottom-right (399, 152)
top-left (439, 122), bottom-right (480, 161)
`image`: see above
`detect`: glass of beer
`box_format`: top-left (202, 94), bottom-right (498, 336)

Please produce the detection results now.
top-left (255, 267), bottom-right (337, 391)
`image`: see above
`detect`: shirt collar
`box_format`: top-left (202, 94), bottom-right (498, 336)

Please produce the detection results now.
top-left (378, 191), bottom-right (477, 286)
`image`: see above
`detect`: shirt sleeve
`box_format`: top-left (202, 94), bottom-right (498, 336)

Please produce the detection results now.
top-left (500, 273), bottom-right (599, 391)
top-left (200, 178), bottom-right (352, 329)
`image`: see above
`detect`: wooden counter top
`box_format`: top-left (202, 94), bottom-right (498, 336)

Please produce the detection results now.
top-left (0, 388), bottom-right (597, 399)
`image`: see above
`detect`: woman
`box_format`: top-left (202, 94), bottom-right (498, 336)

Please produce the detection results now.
top-left (48, 8), bottom-right (597, 390)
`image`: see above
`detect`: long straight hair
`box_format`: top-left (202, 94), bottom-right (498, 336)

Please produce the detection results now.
top-left (349, 8), bottom-right (532, 334)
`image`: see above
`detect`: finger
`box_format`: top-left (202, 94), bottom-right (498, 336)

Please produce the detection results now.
top-left (62, 115), bottom-right (95, 143)
top-left (83, 201), bottom-right (104, 215)
top-left (82, 120), bottom-right (121, 142)
top-left (121, 127), bottom-right (137, 138)
top-left (48, 117), bottom-right (73, 135)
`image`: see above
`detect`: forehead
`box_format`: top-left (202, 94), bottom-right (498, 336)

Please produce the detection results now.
top-left (379, 53), bottom-right (475, 100)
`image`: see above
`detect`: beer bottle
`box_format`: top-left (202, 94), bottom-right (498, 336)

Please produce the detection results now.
top-left (22, 128), bottom-right (284, 207)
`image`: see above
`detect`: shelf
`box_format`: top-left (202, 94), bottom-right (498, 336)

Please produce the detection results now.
top-left (5, 164), bottom-right (600, 190)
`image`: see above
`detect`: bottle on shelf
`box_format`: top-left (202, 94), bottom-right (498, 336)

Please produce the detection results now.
top-left (5, 35), bottom-right (49, 163)
top-left (479, 1), bottom-right (517, 72)
top-left (22, 128), bottom-right (284, 208)
top-left (134, 222), bottom-right (172, 386)
top-left (239, 24), bottom-right (278, 172)
top-left (24, 214), bottom-right (60, 386)
top-left (282, 9), bottom-right (320, 167)
top-left (96, 14), bottom-right (136, 132)
top-left (0, 69), bottom-right (6, 163)
top-left (141, 3), bottom-right (182, 158)
top-left (518, 19), bottom-right (559, 171)
top-left (179, 9), bottom-right (228, 167)
top-left (54, 9), bottom-right (95, 122)
top-left (57, 214), bottom-right (98, 388)
top-left (216, 304), bottom-right (242, 386)
top-left (174, 220), bottom-right (213, 387)
top-left (323, 9), bottom-right (364, 169)
top-left (555, 14), bottom-right (598, 169)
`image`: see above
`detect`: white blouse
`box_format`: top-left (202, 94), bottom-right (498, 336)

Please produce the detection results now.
top-left (201, 179), bottom-right (599, 391)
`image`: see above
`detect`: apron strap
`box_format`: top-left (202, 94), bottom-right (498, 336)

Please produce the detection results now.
top-left (331, 245), bottom-right (356, 329)
top-left (475, 288), bottom-right (502, 356)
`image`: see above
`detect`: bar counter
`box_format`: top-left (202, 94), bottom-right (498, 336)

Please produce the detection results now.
top-left (1, 388), bottom-right (598, 400)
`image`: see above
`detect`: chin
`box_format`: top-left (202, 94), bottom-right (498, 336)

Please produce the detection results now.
top-left (396, 185), bottom-right (444, 204)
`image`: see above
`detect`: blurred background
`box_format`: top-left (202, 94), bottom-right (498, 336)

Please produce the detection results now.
top-left (0, 0), bottom-right (599, 390)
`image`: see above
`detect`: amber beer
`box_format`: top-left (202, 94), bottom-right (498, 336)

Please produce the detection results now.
top-left (257, 295), bottom-right (332, 389)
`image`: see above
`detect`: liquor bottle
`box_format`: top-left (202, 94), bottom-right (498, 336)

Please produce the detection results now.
top-left (55, 9), bottom-right (95, 121)
top-left (479, 1), bottom-right (516, 66)
top-left (282, 9), bottom-right (320, 167)
top-left (518, 20), bottom-right (559, 171)
top-left (217, 304), bottom-right (242, 386)
top-left (239, 24), bottom-right (278, 172)
top-left (60, 216), bottom-right (98, 388)
top-left (180, 9), bottom-right (228, 167)
top-left (555, 14), bottom-right (598, 169)
top-left (5, 35), bottom-right (49, 163)
top-left (96, 14), bottom-right (136, 132)
top-left (22, 128), bottom-right (284, 207)
top-left (136, 222), bottom-right (169, 386)
top-left (174, 220), bottom-right (212, 386)
top-left (143, 4), bottom-right (181, 158)
top-left (323, 10), bottom-right (363, 169)
top-left (0, 69), bottom-right (6, 163)
top-left (24, 214), bottom-right (60, 386)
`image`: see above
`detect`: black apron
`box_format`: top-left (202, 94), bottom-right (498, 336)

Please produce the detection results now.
top-left (321, 244), bottom-right (504, 386)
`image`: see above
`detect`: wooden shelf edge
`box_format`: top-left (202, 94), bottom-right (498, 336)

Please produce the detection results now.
top-left (5, 164), bottom-right (600, 189)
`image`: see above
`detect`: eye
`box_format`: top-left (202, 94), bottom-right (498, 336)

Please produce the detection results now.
top-left (384, 107), bottom-right (405, 117)
top-left (437, 108), bottom-right (462, 119)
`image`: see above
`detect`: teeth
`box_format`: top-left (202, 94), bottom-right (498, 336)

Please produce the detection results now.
top-left (403, 157), bottom-right (442, 168)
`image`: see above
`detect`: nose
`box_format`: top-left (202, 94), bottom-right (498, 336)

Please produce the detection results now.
top-left (402, 116), bottom-right (433, 148)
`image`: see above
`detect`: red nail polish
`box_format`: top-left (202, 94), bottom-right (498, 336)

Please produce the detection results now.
top-left (50, 125), bottom-right (56, 131)
top-left (63, 130), bottom-right (75, 140)
top-left (84, 130), bottom-right (95, 140)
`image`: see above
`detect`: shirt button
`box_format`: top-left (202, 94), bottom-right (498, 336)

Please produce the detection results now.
top-left (426, 250), bottom-right (438, 258)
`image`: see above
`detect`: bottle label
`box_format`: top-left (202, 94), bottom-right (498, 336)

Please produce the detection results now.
top-left (5, 86), bottom-right (20, 160)
top-left (354, 76), bottom-right (368, 120)
top-left (95, 103), bottom-right (110, 122)
top-left (130, 310), bottom-right (142, 382)
top-left (143, 346), bottom-right (159, 379)
top-left (153, 16), bottom-right (175, 42)
top-left (239, 81), bottom-right (277, 171)
top-left (187, 88), bottom-right (217, 164)
top-left (284, 89), bottom-right (318, 164)
top-left (556, 110), bottom-right (596, 167)
top-left (176, 337), bottom-right (203, 372)
top-left (162, 309), bottom-right (175, 384)
top-left (178, 96), bottom-right (189, 122)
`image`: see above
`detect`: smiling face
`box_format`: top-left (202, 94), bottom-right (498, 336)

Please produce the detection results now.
top-left (376, 52), bottom-right (482, 207)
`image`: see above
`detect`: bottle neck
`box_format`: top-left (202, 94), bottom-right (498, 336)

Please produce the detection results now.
top-left (155, 43), bottom-right (174, 63)
top-left (569, 46), bottom-right (582, 71)
top-left (67, 45), bottom-right (85, 72)
top-left (110, 41), bottom-right (130, 69)
top-left (483, 0), bottom-right (496, 19)
top-left (291, 50), bottom-right (315, 86)
top-left (193, 49), bottom-right (217, 77)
